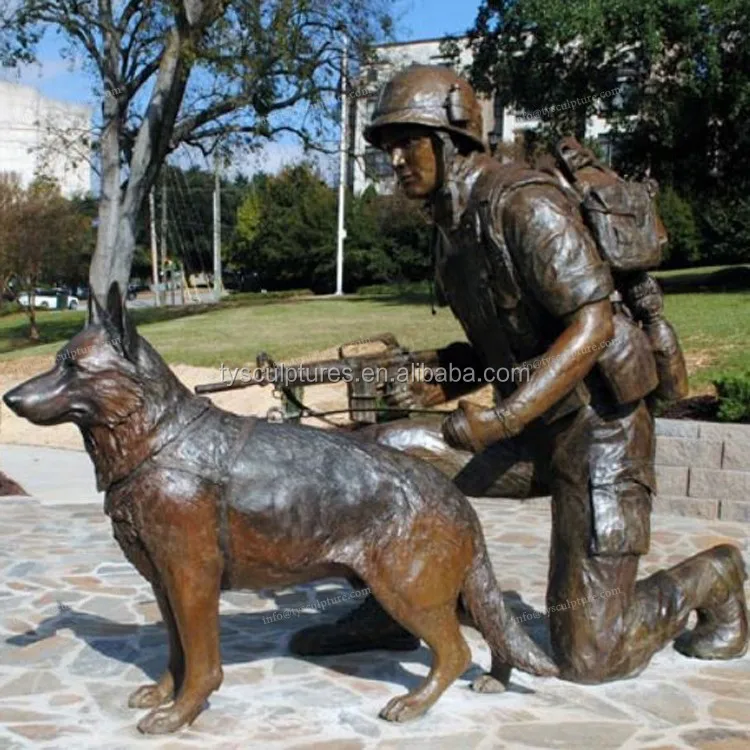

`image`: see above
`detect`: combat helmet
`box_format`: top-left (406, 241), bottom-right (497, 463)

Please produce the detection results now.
top-left (363, 64), bottom-right (486, 153)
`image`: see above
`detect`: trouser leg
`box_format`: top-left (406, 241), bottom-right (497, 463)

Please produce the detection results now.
top-left (547, 402), bottom-right (748, 682)
top-left (550, 545), bottom-right (749, 683)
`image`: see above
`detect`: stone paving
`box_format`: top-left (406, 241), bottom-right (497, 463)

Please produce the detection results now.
top-left (0, 495), bottom-right (748, 750)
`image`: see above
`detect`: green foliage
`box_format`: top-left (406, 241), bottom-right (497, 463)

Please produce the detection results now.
top-left (699, 195), bottom-right (750, 265)
top-left (227, 164), bottom-right (432, 292)
top-left (466, 0), bottom-right (750, 190)
top-left (658, 186), bottom-right (701, 266)
top-left (714, 373), bottom-right (750, 422)
top-left (235, 189), bottom-right (263, 248)
top-left (227, 162), bottom-right (337, 291)
top-left (464, 0), bottom-right (750, 265)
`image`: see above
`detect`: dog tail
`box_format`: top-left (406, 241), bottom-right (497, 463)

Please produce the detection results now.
top-left (461, 546), bottom-right (559, 678)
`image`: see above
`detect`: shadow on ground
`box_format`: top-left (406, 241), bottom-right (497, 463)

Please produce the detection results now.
top-left (657, 266), bottom-right (750, 294)
top-left (5, 589), bottom-right (550, 696)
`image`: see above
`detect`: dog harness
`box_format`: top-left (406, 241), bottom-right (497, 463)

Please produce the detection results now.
top-left (218, 416), bottom-right (258, 584)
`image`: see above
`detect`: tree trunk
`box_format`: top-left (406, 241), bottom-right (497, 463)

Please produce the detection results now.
top-left (89, 28), bottom-right (192, 303)
top-left (27, 296), bottom-right (39, 341)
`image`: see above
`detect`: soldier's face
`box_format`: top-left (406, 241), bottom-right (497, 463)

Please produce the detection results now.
top-left (380, 127), bottom-right (439, 198)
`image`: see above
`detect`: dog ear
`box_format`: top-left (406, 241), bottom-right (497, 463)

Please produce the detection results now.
top-left (121, 306), bottom-right (139, 361)
top-left (105, 281), bottom-right (139, 360)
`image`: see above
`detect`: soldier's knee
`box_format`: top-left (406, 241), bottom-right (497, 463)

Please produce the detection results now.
top-left (549, 591), bottom-right (633, 683)
top-left (555, 638), bottom-right (634, 684)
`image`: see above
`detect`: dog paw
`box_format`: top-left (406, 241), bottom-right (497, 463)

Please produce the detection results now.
top-left (470, 673), bottom-right (507, 694)
top-left (128, 683), bottom-right (172, 709)
top-left (379, 694), bottom-right (429, 722)
top-left (137, 703), bottom-right (202, 734)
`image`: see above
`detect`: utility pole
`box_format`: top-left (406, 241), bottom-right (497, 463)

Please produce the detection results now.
top-left (178, 260), bottom-right (185, 306)
top-left (335, 29), bottom-right (348, 296)
top-left (149, 190), bottom-right (161, 307)
top-left (213, 152), bottom-right (222, 302)
top-left (160, 179), bottom-right (168, 305)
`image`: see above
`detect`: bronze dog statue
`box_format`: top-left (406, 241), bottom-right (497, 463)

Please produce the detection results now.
top-left (3, 283), bottom-right (557, 734)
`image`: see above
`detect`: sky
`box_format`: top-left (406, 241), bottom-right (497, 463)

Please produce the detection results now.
top-left (0, 0), bottom-right (482, 179)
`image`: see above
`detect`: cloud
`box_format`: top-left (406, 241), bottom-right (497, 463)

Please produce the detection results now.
top-left (0, 57), bottom-right (94, 106)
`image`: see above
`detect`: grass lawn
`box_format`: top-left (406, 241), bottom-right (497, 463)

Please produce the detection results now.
top-left (1, 289), bottom-right (748, 390)
top-left (664, 292), bottom-right (750, 386)
top-left (0, 296), bottom-right (465, 367)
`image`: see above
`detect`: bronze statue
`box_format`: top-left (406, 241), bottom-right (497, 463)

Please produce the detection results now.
top-left (290, 64), bottom-right (749, 681)
top-left (2, 283), bottom-right (557, 735)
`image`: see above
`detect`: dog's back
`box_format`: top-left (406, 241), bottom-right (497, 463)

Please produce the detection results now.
top-left (154, 405), bottom-right (477, 546)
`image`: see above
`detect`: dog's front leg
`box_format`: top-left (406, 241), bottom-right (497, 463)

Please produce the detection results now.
top-left (137, 511), bottom-right (224, 735)
top-left (129, 584), bottom-right (184, 709)
top-left (137, 559), bottom-right (223, 734)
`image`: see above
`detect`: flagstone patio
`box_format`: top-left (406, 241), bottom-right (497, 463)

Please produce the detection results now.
top-left (0, 493), bottom-right (748, 750)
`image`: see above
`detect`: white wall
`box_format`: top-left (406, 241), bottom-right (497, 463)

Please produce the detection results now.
top-left (0, 81), bottom-right (92, 197)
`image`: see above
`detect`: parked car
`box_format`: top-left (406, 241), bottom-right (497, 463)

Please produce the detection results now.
top-left (17, 288), bottom-right (80, 310)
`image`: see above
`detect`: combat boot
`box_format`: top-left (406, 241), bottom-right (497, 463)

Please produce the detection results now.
top-left (288, 594), bottom-right (420, 656)
top-left (672, 544), bottom-right (749, 660)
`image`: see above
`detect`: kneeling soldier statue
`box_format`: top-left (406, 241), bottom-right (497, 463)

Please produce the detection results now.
top-left (290, 64), bottom-right (749, 682)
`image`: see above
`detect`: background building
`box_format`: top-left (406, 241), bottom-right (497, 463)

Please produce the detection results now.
top-left (0, 80), bottom-right (92, 197)
top-left (348, 36), bottom-right (613, 195)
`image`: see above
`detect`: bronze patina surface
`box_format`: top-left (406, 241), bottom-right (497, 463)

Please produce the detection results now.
top-left (2, 283), bottom-right (557, 734)
top-left (291, 64), bottom-right (749, 681)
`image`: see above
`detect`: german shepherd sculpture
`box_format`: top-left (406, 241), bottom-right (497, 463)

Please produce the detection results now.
top-left (3, 283), bottom-right (557, 734)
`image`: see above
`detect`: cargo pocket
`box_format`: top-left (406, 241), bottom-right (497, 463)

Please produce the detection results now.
top-left (589, 477), bottom-right (652, 557)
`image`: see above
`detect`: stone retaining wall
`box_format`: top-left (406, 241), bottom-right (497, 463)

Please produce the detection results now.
top-left (654, 419), bottom-right (750, 523)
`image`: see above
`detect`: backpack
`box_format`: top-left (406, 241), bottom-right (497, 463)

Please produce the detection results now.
top-left (536, 136), bottom-right (688, 402)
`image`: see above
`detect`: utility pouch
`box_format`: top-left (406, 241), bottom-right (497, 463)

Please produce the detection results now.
top-left (596, 309), bottom-right (659, 404)
top-left (581, 181), bottom-right (662, 272)
top-left (622, 272), bottom-right (689, 403)
top-left (587, 442), bottom-right (655, 558)
top-left (589, 476), bottom-right (652, 556)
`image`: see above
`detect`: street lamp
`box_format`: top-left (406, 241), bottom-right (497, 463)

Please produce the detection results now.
top-left (335, 29), bottom-right (348, 296)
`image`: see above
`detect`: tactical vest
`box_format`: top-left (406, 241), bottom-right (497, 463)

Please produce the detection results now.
top-left (433, 160), bottom-right (658, 422)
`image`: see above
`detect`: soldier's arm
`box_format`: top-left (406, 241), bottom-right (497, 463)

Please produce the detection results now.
top-left (499, 185), bottom-right (616, 425)
top-left (443, 184), bottom-right (615, 450)
top-left (499, 298), bottom-right (613, 428)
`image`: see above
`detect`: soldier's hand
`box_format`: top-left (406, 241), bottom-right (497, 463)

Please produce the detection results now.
top-left (442, 400), bottom-right (488, 453)
top-left (442, 400), bottom-right (522, 453)
top-left (382, 381), bottom-right (416, 410)
top-left (382, 381), bottom-right (448, 409)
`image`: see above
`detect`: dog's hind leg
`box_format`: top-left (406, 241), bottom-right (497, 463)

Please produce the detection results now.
top-left (374, 595), bottom-right (471, 723)
top-left (129, 584), bottom-right (184, 709)
top-left (360, 522), bottom-right (474, 722)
